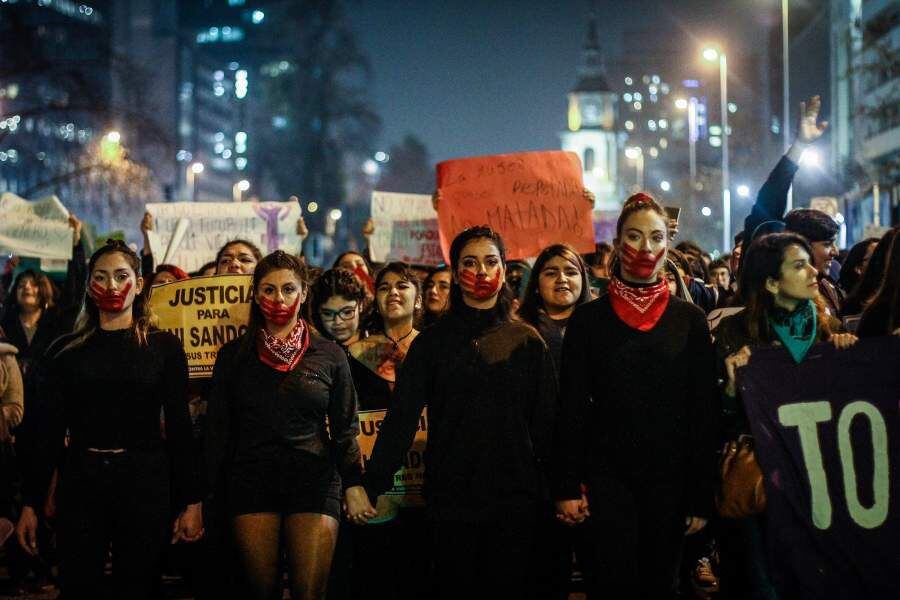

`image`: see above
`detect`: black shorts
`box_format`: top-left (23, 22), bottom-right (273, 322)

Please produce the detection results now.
top-left (226, 448), bottom-right (341, 519)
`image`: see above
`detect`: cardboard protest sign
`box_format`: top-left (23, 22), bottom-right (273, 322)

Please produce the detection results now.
top-left (435, 150), bottom-right (592, 261)
top-left (369, 191), bottom-right (442, 266)
top-left (357, 408), bottom-right (427, 523)
top-left (739, 337), bottom-right (900, 599)
top-left (145, 201), bottom-right (302, 273)
top-left (148, 275), bottom-right (252, 378)
top-left (0, 193), bottom-right (72, 259)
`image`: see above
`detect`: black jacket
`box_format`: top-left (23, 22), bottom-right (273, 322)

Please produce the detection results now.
top-left (739, 155), bottom-right (799, 272)
top-left (363, 304), bottom-right (557, 522)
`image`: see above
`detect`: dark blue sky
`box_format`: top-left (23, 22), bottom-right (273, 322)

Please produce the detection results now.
top-left (350, 0), bottom-right (793, 164)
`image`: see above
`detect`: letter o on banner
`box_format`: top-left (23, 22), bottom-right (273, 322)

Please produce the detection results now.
top-left (837, 401), bottom-right (890, 529)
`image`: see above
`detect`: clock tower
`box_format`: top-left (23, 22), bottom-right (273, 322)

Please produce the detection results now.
top-left (560, 11), bottom-right (619, 211)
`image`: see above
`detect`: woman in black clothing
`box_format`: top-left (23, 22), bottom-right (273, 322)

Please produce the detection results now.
top-left (215, 239), bottom-right (263, 275)
top-left (714, 233), bottom-right (856, 599)
top-left (841, 227), bottom-right (898, 320)
top-left (354, 226), bottom-right (558, 600)
top-left (15, 240), bottom-right (203, 599)
top-left (857, 230), bottom-right (900, 338)
top-left (554, 193), bottom-right (720, 599)
top-left (204, 251), bottom-right (365, 600)
top-left (838, 237), bottom-right (879, 297)
top-left (518, 244), bottom-right (591, 369)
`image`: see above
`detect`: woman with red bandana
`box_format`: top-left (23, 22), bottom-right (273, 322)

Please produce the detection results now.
top-left (352, 226), bottom-right (558, 600)
top-left (204, 250), bottom-right (364, 600)
top-left (553, 193), bottom-right (720, 599)
top-left (16, 240), bottom-right (203, 599)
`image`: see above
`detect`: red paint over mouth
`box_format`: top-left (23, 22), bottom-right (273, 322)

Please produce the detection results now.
top-left (89, 281), bottom-right (132, 313)
top-left (258, 296), bottom-right (300, 325)
top-left (620, 244), bottom-right (665, 280)
top-left (460, 270), bottom-right (502, 300)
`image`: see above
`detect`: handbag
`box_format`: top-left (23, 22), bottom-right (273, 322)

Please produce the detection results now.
top-left (716, 434), bottom-right (766, 518)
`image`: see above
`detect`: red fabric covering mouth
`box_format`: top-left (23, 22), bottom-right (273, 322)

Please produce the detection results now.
top-left (89, 281), bottom-right (132, 313)
top-left (607, 275), bottom-right (670, 331)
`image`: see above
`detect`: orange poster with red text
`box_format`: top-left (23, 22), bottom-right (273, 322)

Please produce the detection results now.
top-left (436, 150), bottom-right (592, 261)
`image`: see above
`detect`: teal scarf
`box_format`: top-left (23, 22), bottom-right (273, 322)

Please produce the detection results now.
top-left (769, 300), bottom-right (817, 364)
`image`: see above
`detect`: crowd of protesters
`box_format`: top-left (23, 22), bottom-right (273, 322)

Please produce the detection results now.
top-left (0, 95), bottom-right (898, 600)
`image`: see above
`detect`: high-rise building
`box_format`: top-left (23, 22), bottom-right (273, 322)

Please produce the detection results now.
top-left (830, 0), bottom-right (900, 241)
top-left (560, 12), bottom-right (619, 213)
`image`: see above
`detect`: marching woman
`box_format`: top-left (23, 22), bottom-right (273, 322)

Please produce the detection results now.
top-left (204, 251), bottom-right (364, 600)
top-left (422, 265), bottom-right (452, 327)
top-left (215, 239), bottom-right (263, 275)
top-left (553, 193), bottom-right (720, 599)
top-left (309, 268), bottom-right (369, 351)
top-left (15, 240), bottom-right (203, 599)
top-left (714, 232), bottom-right (856, 598)
top-left (352, 226), bottom-right (558, 599)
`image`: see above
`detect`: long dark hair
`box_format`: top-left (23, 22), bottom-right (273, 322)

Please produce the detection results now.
top-left (448, 226), bottom-right (514, 322)
top-left (838, 237), bottom-right (879, 293)
top-left (307, 268), bottom-right (367, 341)
top-left (861, 231), bottom-right (900, 333)
top-left (842, 228), bottom-right (899, 315)
top-left (332, 250), bottom-right (372, 275)
top-left (738, 233), bottom-right (831, 343)
top-left (518, 244), bottom-right (591, 327)
top-left (215, 239), bottom-right (262, 274)
top-left (61, 240), bottom-right (151, 353)
top-left (240, 250), bottom-right (308, 356)
top-left (3, 269), bottom-right (58, 319)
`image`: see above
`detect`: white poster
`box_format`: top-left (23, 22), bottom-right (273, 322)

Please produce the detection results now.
top-left (369, 191), bottom-right (442, 266)
top-left (0, 193), bottom-right (72, 260)
top-left (145, 201), bottom-right (302, 272)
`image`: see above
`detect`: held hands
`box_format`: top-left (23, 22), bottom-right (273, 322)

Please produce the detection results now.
top-left (555, 493), bottom-right (590, 526)
top-left (16, 506), bottom-right (39, 556)
top-left (830, 333), bottom-right (858, 350)
top-left (723, 345), bottom-right (752, 397)
top-left (344, 486), bottom-right (377, 525)
top-left (685, 516), bottom-right (708, 536)
top-left (171, 502), bottom-right (204, 544)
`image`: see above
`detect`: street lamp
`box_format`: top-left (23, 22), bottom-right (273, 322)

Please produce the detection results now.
top-left (737, 184), bottom-right (751, 198)
top-left (233, 179), bottom-right (250, 202)
top-left (783, 0), bottom-right (793, 210)
top-left (624, 146), bottom-right (644, 191)
top-left (187, 162), bottom-right (204, 202)
top-left (675, 97), bottom-right (699, 185)
top-left (703, 46), bottom-right (731, 252)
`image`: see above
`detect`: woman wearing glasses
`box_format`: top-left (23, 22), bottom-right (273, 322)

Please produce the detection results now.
top-left (309, 269), bottom-right (369, 351)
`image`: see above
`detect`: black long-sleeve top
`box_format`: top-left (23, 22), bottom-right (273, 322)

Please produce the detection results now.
top-left (363, 304), bottom-right (558, 522)
top-left (553, 295), bottom-right (721, 518)
top-left (23, 328), bottom-right (199, 509)
top-left (739, 155), bottom-right (799, 272)
top-left (204, 333), bottom-right (363, 498)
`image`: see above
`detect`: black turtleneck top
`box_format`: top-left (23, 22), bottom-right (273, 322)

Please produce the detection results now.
top-left (363, 303), bottom-right (558, 522)
top-left (24, 328), bottom-right (199, 509)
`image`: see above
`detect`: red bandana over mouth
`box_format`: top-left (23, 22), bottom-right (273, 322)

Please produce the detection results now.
top-left (89, 281), bottom-right (132, 313)
top-left (258, 296), bottom-right (300, 326)
top-left (460, 270), bottom-right (502, 300)
top-left (608, 275), bottom-right (670, 331)
top-left (257, 318), bottom-right (311, 372)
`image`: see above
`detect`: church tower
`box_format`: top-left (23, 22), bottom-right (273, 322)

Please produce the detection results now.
top-left (560, 10), bottom-right (619, 211)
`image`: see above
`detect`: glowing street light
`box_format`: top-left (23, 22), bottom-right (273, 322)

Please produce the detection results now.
top-left (737, 184), bottom-right (751, 198)
top-left (701, 206), bottom-right (712, 217)
top-left (702, 47), bottom-right (720, 62)
top-left (624, 147), bottom-right (644, 190)
top-left (105, 130), bottom-right (121, 144)
top-left (187, 162), bottom-right (205, 202)
top-left (799, 148), bottom-right (821, 168)
top-left (660, 180), bottom-right (671, 192)
top-left (674, 98), bottom-right (688, 110)
top-left (329, 208), bottom-right (343, 221)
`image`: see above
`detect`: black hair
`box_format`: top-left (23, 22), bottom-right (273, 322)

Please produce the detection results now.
top-left (215, 239), bottom-right (263, 274)
top-left (239, 250), bottom-right (308, 357)
top-left (842, 228), bottom-right (899, 316)
top-left (308, 268), bottom-right (368, 340)
top-left (368, 261), bottom-right (424, 332)
top-left (838, 237), bottom-right (879, 294)
top-left (784, 209), bottom-right (839, 243)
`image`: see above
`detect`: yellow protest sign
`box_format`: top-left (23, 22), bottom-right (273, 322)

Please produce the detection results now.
top-left (357, 408), bottom-right (427, 523)
top-left (148, 274), bottom-right (252, 378)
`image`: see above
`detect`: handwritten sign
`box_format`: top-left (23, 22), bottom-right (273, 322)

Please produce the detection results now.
top-left (148, 275), bottom-right (252, 378)
top-left (369, 191), bottom-right (442, 266)
top-left (0, 193), bottom-right (72, 260)
top-left (357, 407), bottom-right (428, 522)
top-left (145, 202), bottom-right (302, 272)
top-left (435, 151), bottom-right (592, 261)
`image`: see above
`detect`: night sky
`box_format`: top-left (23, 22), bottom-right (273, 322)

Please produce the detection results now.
top-left (350, 0), bottom-right (803, 164)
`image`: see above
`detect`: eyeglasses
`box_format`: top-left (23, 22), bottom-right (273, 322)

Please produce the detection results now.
top-left (319, 305), bottom-right (358, 322)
